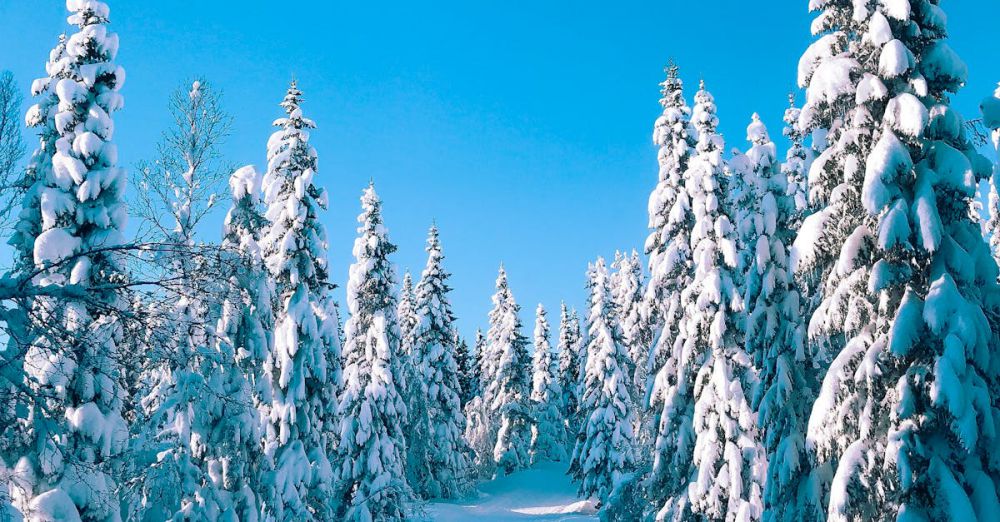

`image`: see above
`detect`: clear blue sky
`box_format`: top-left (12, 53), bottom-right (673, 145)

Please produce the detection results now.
top-left (1, 1), bottom-right (997, 340)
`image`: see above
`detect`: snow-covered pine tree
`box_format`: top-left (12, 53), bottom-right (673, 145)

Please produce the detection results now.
top-left (1, 33), bottom-right (67, 522)
top-left (398, 270), bottom-right (418, 356)
top-left (407, 225), bottom-right (471, 499)
top-left (481, 266), bottom-right (532, 475)
top-left (397, 268), bottom-right (424, 479)
top-left (529, 304), bottom-right (566, 464)
top-left (612, 249), bottom-right (651, 405)
top-left (790, 0), bottom-right (887, 372)
top-left (556, 303), bottom-right (580, 424)
top-left (803, 2), bottom-right (1000, 519)
top-left (572, 258), bottom-right (635, 506)
top-left (335, 184), bottom-right (412, 520)
top-left (455, 331), bottom-right (478, 407)
top-left (787, 4), bottom-right (891, 510)
top-left (259, 81), bottom-right (339, 520)
top-left (12, 2), bottom-right (129, 519)
top-left (738, 115), bottom-right (819, 521)
top-left (472, 328), bottom-right (486, 396)
top-left (728, 144), bottom-right (756, 282)
top-left (782, 94), bottom-right (811, 229)
top-left (208, 164), bottom-right (280, 520)
top-left (463, 327), bottom-right (491, 476)
top-left (567, 265), bottom-right (601, 482)
top-left (650, 81), bottom-right (764, 521)
top-left (125, 168), bottom-right (274, 521)
top-left (643, 62), bottom-right (697, 394)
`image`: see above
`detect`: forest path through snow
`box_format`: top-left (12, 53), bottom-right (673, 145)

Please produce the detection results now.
top-left (424, 461), bottom-right (598, 521)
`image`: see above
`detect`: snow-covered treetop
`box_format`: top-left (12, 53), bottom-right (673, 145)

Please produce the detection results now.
top-left (347, 183), bottom-right (398, 318)
top-left (67, 0), bottom-right (113, 28)
top-left (399, 270), bottom-right (417, 350)
top-left (489, 264), bottom-right (514, 328)
top-left (533, 303), bottom-right (551, 358)
top-left (223, 165), bottom-right (265, 254)
top-left (658, 60), bottom-right (685, 111)
top-left (691, 80), bottom-right (719, 137)
top-left (414, 224), bottom-right (454, 338)
top-left (261, 81), bottom-right (330, 291)
top-left (277, 80), bottom-right (316, 130)
top-left (420, 224), bottom-right (447, 288)
top-left (782, 94), bottom-right (810, 218)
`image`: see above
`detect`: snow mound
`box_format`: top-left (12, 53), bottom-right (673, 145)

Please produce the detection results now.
top-left (512, 501), bottom-right (596, 516)
top-left (426, 461), bottom-right (597, 521)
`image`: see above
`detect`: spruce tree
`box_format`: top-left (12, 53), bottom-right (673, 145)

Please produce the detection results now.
top-left (335, 184), bottom-right (412, 520)
top-left (738, 116), bottom-right (819, 520)
top-left (781, 94), bottom-right (811, 229)
top-left (2, 32), bottom-right (67, 522)
top-left (212, 164), bottom-right (280, 520)
top-left (529, 304), bottom-right (567, 463)
top-left (790, 0), bottom-right (884, 371)
top-left (407, 225), bottom-right (471, 499)
top-left (463, 327), bottom-right (491, 476)
top-left (482, 266), bottom-right (532, 475)
top-left (259, 82), bottom-right (339, 520)
top-left (802, 2), bottom-right (1000, 518)
top-left (572, 258), bottom-right (635, 505)
top-left (556, 302), bottom-right (582, 430)
top-left (643, 62), bottom-right (697, 396)
top-left (13, 2), bottom-right (129, 519)
top-left (612, 249), bottom-right (652, 405)
top-left (651, 82), bottom-right (764, 521)
top-left (398, 270), bottom-right (418, 357)
top-left (472, 328), bottom-right (486, 397)
top-left (455, 331), bottom-right (478, 408)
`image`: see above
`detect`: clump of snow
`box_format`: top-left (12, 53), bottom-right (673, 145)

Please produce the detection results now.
top-left (33, 227), bottom-right (80, 266)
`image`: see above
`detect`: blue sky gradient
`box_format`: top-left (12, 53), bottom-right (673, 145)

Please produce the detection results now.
top-left (1, 1), bottom-right (997, 339)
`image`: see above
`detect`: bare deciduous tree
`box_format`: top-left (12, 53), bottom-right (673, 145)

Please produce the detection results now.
top-left (131, 78), bottom-right (233, 243)
top-left (0, 71), bottom-right (25, 231)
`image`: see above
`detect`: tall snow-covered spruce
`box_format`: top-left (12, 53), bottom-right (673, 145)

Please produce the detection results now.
top-left (612, 250), bottom-right (650, 397)
top-left (407, 225), bottom-right (471, 499)
top-left (398, 270), bottom-right (418, 357)
top-left (455, 331), bottom-right (478, 407)
top-left (738, 115), bottom-right (818, 521)
top-left (211, 164), bottom-right (280, 520)
top-left (798, 1), bottom-right (1000, 519)
top-left (12, 1), bottom-right (129, 519)
top-left (335, 184), bottom-right (412, 520)
top-left (473, 266), bottom-right (532, 476)
top-left (649, 82), bottom-right (764, 521)
top-left (644, 62), bottom-right (696, 400)
top-left (529, 304), bottom-right (567, 463)
top-left (259, 81), bottom-right (340, 520)
top-left (571, 258), bottom-right (635, 508)
top-left (556, 303), bottom-right (583, 436)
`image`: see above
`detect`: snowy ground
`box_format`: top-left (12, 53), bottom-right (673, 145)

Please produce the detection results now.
top-left (424, 461), bottom-right (597, 521)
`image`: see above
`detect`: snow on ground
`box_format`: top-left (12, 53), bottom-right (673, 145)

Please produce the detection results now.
top-left (424, 461), bottom-right (597, 521)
